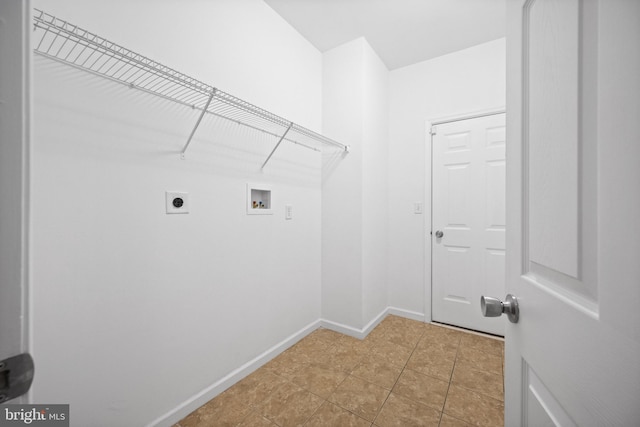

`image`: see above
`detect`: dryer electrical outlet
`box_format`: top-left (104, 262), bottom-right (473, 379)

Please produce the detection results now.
top-left (166, 191), bottom-right (189, 214)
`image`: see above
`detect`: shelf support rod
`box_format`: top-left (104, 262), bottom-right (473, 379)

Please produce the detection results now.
top-left (261, 122), bottom-right (293, 170)
top-left (181, 88), bottom-right (216, 159)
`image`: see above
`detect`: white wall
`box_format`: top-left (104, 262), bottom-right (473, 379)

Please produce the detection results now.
top-left (361, 42), bottom-right (389, 325)
top-left (388, 39), bottom-right (506, 318)
top-left (322, 38), bottom-right (389, 331)
top-left (30, 1), bottom-right (324, 426)
top-left (321, 39), bottom-right (365, 329)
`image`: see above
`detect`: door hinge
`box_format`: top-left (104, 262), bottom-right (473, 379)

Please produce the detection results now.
top-left (0, 353), bottom-right (34, 403)
top-left (430, 126), bottom-right (437, 136)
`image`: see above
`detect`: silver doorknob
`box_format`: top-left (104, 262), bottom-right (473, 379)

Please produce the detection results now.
top-left (435, 230), bottom-right (444, 238)
top-left (481, 294), bottom-right (519, 323)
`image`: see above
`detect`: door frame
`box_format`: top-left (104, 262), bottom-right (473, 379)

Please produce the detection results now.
top-left (0, 0), bottom-right (32, 402)
top-left (423, 106), bottom-right (505, 327)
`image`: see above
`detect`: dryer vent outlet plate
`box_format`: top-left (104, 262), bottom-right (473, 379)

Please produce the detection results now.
top-left (166, 191), bottom-right (189, 214)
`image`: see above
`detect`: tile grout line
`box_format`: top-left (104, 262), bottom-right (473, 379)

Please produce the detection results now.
top-left (296, 336), bottom-right (348, 427)
top-left (370, 327), bottom-right (427, 426)
top-left (383, 330), bottom-right (466, 414)
top-left (328, 339), bottom-right (384, 425)
top-left (300, 334), bottom-right (375, 426)
top-left (318, 321), bottom-right (418, 425)
top-left (437, 333), bottom-right (462, 427)
top-left (238, 370), bottom-right (290, 427)
top-left (303, 374), bottom-right (345, 425)
top-left (448, 341), bottom-right (506, 405)
top-left (246, 362), bottom-right (328, 427)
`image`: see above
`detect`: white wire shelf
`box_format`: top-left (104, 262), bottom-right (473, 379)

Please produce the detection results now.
top-left (32, 8), bottom-right (349, 167)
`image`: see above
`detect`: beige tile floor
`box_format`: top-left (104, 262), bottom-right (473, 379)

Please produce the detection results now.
top-left (175, 315), bottom-right (504, 427)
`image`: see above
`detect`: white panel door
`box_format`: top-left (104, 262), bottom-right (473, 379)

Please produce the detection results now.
top-left (505, 0), bottom-right (640, 425)
top-left (432, 113), bottom-right (506, 336)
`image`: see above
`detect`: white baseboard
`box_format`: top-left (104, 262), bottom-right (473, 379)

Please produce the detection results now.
top-left (320, 307), bottom-right (388, 339)
top-left (147, 319), bottom-right (321, 427)
top-left (387, 306), bottom-right (426, 322)
top-left (320, 306), bottom-right (426, 338)
top-left (150, 306), bottom-right (426, 426)
top-left (319, 318), bottom-right (368, 339)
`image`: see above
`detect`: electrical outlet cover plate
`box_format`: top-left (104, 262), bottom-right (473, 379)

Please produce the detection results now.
top-left (166, 191), bottom-right (189, 214)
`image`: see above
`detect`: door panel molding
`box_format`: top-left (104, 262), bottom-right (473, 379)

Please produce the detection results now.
top-left (524, 0), bottom-right (581, 280)
top-left (523, 360), bottom-right (578, 427)
top-left (521, 0), bottom-right (599, 313)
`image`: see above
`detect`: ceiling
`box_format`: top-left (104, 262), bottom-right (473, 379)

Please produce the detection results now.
top-left (263, 0), bottom-right (506, 70)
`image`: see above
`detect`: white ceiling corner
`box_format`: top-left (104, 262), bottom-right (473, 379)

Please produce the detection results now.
top-left (263, 0), bottom-right (506, 70)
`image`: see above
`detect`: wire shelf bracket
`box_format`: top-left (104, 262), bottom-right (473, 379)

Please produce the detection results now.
top-left (32, 8), bottom-right (350, 164)
top-left (181, 89), bottom-right (216, 159)
top-left (261, 123), bottom-right (293, 170)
